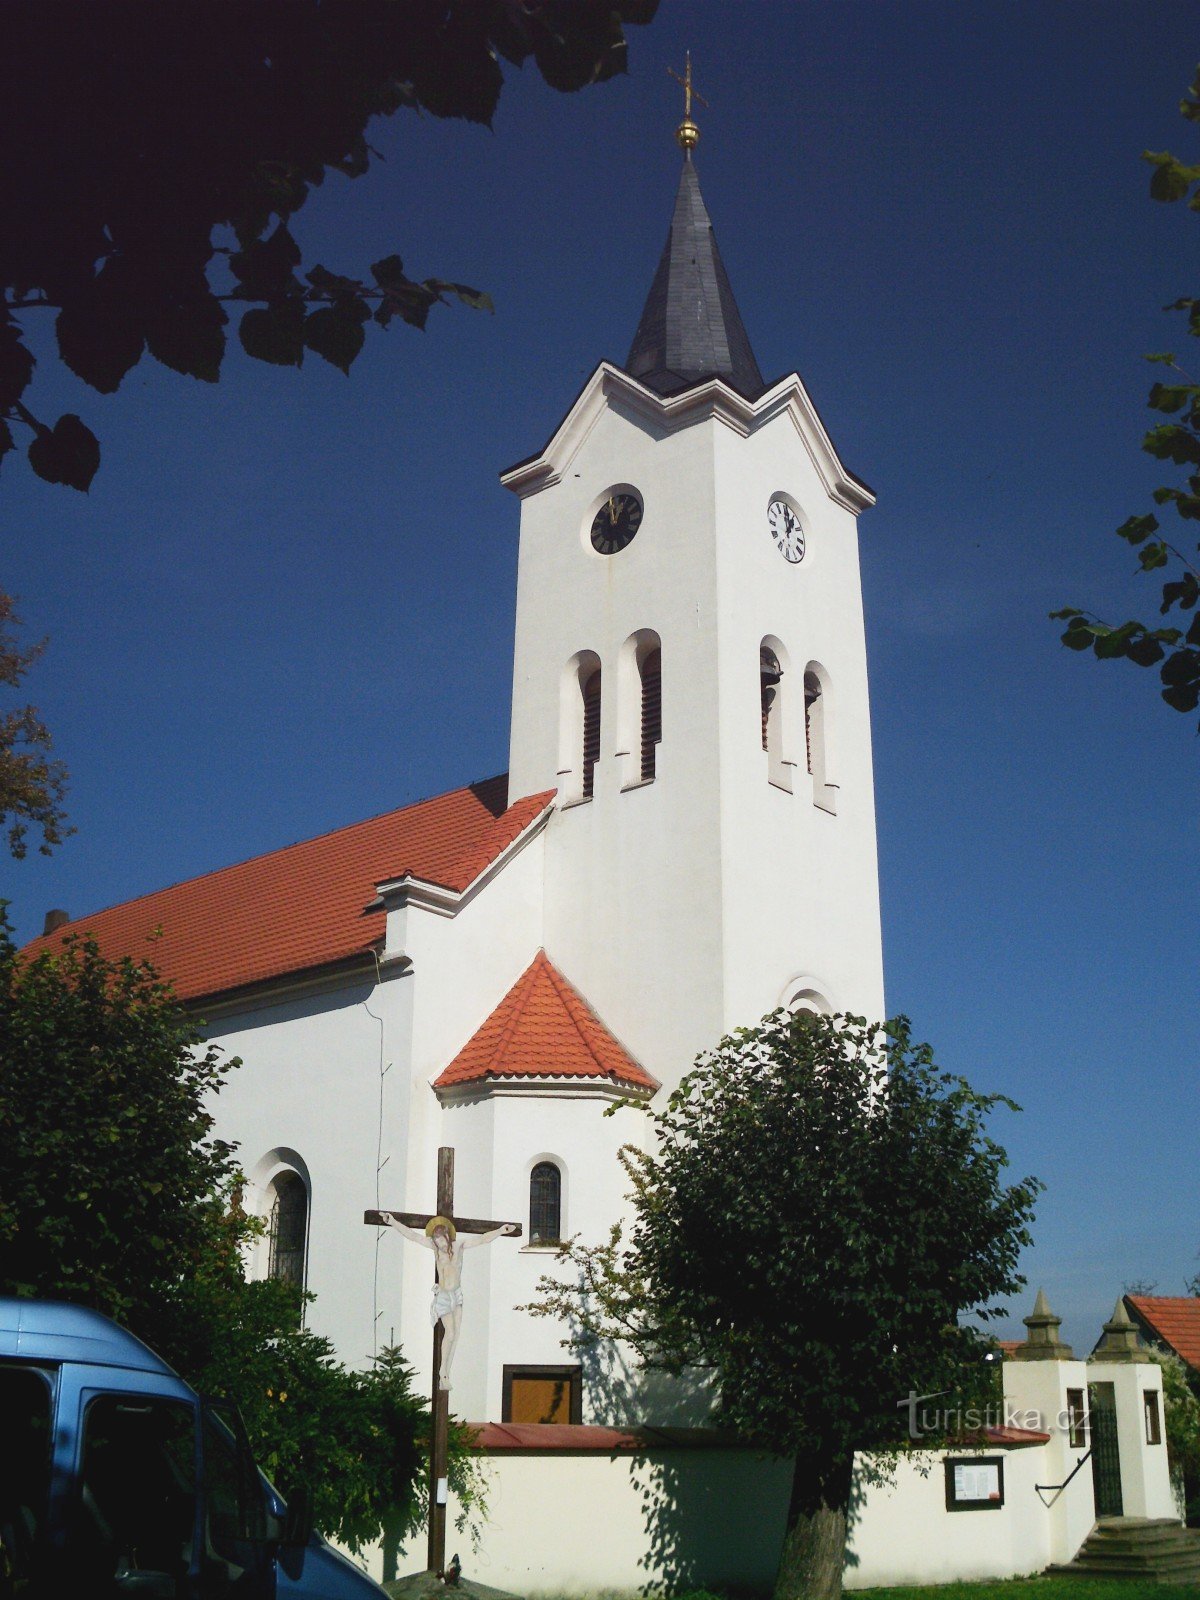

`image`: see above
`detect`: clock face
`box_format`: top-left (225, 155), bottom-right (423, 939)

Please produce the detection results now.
top-left (767, 498), bottom-right (805, 563)
top-left (590, 491), bottom-right (643, 555)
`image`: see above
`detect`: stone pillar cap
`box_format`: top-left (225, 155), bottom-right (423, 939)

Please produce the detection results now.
top-left (1090, 1297), bottom-right (1152, 1364)
top-left (1010, 1287), bottom-right (1075, 1362)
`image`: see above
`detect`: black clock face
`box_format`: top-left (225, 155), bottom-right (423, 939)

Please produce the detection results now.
top-left (590, 491), bottom-right (643, 554)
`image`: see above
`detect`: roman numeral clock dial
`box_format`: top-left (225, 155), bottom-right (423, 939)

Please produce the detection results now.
top-left (590, 491), bottom-right (643, 555)
top-left (767, 497), bottom-right (805, 563)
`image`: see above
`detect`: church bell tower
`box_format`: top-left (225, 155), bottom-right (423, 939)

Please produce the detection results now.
top-left (501, 100), bottom-right (885, 1092)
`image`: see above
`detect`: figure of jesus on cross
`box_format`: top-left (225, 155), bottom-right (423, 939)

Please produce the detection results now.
top-left (366, 1146), bottom-right (521, 1576)
top-left (378, 1210), bottom-right (517, 1390)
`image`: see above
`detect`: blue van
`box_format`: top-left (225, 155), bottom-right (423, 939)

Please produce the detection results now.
top-left (0, 1296), bottom-right (390, 1598)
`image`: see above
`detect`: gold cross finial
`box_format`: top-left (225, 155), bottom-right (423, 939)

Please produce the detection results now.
top-left (667, 52), bottom-right (708, 152)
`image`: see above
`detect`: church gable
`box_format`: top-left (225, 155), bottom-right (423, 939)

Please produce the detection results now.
top-left (27, 777), bottom-right (554, 1002)
top-left (433, 950), bottom-right (657, 1095)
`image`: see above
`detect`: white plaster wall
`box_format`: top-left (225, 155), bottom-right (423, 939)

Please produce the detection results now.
top-left (509, 398), bottom-right (728, 1098)
top-left (844, 1448), bottom-right (1051, 1589)
top-left (712, 414), bottom-right (885, 1028)
top-left (508, 382), bottom-right (884, 1107)
top-left (432, 1444), bottom-right (1057, 1596)
top-left (445, 1449), bottom-right (793, 1597)
top-left (1089, 1360), bottom-right (1176, 1519)
top-left (382, 830), bottom-right (547, 1395)
top-left (204, 968), bottom-right (414, 1366)
top-left (1002, 1359), bottom-right (1096, 1564)
top-left (439, 1089), bottom-right (649, 1424)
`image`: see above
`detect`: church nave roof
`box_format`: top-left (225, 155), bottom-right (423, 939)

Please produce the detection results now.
top-left (25, 777), bottom-right (554, 1003)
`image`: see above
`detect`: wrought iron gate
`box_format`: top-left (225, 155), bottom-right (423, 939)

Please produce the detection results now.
top-left (1089, 1381), bottom-right (1123, 1517)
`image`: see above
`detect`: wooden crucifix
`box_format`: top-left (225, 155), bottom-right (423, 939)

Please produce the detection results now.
top-left (365, 1147), bottom-right (521, 1575)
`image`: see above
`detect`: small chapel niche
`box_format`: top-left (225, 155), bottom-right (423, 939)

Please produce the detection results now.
top-left (804, 661), bottom-right (837, 814)
top-left (616, 629), bottom-right (662, 789)
top-left (558, 651), bottom-right (602, 804)
top-left (760, 638), bottom-right (795, 793)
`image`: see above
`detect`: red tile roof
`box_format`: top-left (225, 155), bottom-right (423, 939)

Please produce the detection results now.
top-left (433, 951), bottom-right (657, 1092)
top-left (23, 777), bottom-right (554, 1003)
top-left (1126, 1295), bottom-right (1200, 1374)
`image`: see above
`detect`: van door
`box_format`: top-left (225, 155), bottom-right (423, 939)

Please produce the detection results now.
top-left (0, 1364), bottom-right (54, 1592)
top-left (74, 1391), bottom-right (203, 1598)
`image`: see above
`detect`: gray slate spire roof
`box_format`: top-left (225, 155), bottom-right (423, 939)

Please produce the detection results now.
top-left (625, 155), bottom-right (765, 400)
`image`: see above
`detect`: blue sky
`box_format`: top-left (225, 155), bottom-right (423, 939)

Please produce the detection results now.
top-left (4, 3), bottom-right (1197, 1350)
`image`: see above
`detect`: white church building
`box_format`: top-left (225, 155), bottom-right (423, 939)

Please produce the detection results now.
top-left (30, 132), bottom-right (1181, 1592)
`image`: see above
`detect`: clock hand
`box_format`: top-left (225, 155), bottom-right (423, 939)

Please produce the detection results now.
top-left (609, 498), bottom-right (619, 525)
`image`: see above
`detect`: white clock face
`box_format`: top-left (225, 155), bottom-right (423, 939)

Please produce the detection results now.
top-left (767, 498), bottom-right (805, 563)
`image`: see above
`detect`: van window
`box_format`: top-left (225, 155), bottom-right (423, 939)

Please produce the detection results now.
top-left (78, 1394), bottom-right (197, 1590)
top-left (0, 1365), bottom-right (52, 1586)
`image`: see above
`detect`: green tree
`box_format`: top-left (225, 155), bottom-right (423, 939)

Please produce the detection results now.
top-left (0, 1), bottom-right (657, 491)
top-left (1053, 66), bottom-right (1200, 722)
top-left (0, 911), bottom-right (470, 1559)
top-left (1153, 1350), bottom-right (1200, 1526)
top-left (0, 591), bottom-right (70, 858)
top-left (528, 1011), bottom-right (1041, 1600)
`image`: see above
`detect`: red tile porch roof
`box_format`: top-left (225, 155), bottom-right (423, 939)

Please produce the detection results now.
top-left (23, 776), bottom-right (554, 1003)
top-left (1126, 1295), bottom-right (1200, 1375)
top-left (433, 950), bottom-right (657, 1093)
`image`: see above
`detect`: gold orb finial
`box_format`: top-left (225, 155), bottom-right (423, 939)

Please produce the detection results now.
top-left (668, 52), bottom-right (708, 154)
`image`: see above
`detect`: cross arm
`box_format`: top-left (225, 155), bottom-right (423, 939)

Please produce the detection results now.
top-left (365, 1209), bottom-right (523, 1237)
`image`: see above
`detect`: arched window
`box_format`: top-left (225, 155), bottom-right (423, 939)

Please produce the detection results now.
top-left (268, 1171), bottom-right (308, 1288)
top-left (804, 672), bottom-right (821, 774)
top-left (760, 647), bottom-right (782, 753)
top-left (581, 669), bottom-right (601, 799)
top-left (529, 1162), bottom-right (562, 1245)
top-left (804, 662), bottom-right (836, 813)
top-left (640, 648), bottom-right (661, 781)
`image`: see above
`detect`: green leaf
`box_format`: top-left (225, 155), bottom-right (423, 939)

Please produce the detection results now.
top-left (27, 413), bottom-right (100, 492)
top-left (0, 416), bottom-right (13, 468)
top-left (370, 254), bottom-right (408, 291)
top-left (0, 321), bottom-right (35, 410)
top-left (145, 293), bottom-right (227, 383)
top-left (1143, 423), bottom-right (1200, 467)
top-left (1126, 635), bottom-right (1165, 667)
top-left (1049, 607), bottom-right (1083, 620)
top-left (1145, 352), bottom-right (1178, 365)
top-left (230, 224), bottom-right (303, 301)
top-left (1148, 382), bottom-right (1198, 414)
top-left (428, 279), bottom-right (494, 314)
top-left (1138, 541), bottom-right (1170, 570)
top-left (238, 302), bottom-right (304, 367)
top-left (1060, 622), bottom-right (1096, 652)
top-left (1116, 513), bottom-right (1158, 545)
top-left (303, 306), bottom-right (365, 375)
top-left (55, 270), bottom-right (145, 394)
top-left (1144, 149), bottom-right (1200, 202)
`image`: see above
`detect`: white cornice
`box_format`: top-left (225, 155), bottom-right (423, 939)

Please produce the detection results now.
top-left (499, 362), bottom-right (875, 515)
top-left (370, 797), bottom-right (553, 921)
top-left (433, 1075), bottom-right (655, 1107)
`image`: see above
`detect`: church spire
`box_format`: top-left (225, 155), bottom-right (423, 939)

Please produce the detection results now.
top-left (625, 61), bottom-right (765, 401)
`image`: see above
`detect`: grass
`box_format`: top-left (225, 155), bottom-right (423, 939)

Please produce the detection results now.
top-left (849, 1583), bottom-right (1200, 1599)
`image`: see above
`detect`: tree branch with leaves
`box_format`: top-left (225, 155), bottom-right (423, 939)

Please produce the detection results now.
top-left (1054, 66), bottom-right (1200, 722)
top-left (0, 591), bottom-right (70, 857)
top-left (0, 0), bottom-right (658, 491)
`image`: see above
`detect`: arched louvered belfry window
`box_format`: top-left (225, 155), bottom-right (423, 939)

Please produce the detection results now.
top-left (581, 669), bottom-right (602, 799)
top-left (268, 1171), bottom-right (308, 1288)
top-left (529, 1162), bottom-right (562, 1245)
top-left (760, 646), bottom-right (783, 753)
top-left (640, 648), bottom-right (662, 781)
top-left (804, 672), bottom-right (821, 774)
